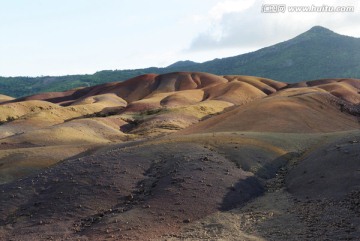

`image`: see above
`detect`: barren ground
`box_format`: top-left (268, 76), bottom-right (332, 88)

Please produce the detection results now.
top-left (0, 73), bottom-right (359, 240)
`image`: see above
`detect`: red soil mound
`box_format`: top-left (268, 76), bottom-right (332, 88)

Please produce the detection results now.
top-left (12, 72), bottom-right (283, 107)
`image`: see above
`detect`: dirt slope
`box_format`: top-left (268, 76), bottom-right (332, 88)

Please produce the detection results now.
top-left (0, 131), bottom-right (359, 240)
top-left (0, 73), bottom-right (359, 240)
top-left (0, 94), bottom-right (14, 103)
top-left (178, 87), bottom-right (359, 134)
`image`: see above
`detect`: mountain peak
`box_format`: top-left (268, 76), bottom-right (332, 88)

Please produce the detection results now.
top-left (307, 26), bottom-right (335, 34)
top-left (301, 26), bottom-right (337, 37)
top-left (291, 26), bottom-right (338, 43)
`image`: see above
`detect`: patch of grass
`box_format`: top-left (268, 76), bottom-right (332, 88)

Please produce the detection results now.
top-left (141, 108), bottom-right (164, 116)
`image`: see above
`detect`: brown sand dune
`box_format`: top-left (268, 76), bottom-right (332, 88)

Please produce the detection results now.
top-left (0, 72), bottom-right (360, 240)
top-left (11, 72), bottom-right (283, 107)
top-left (179, 88), bottom-right (359, 134)
top-left (14, 72), bottom-right (220, 105)
top-left (124, 89), bottom-right (205, 112)
top-left (0, 94), bottom-right (14, 103)
top-left (0, 115), bottom-right (129, 183)
top-left (223, 75), bottom-right (287, 93)
top-left (159, 89), bottom-right (204, 107)
top-left (70, 93), bottom-right (127, 107)
top-left (0, 94), bottom-right (131, 183)
top-left (200, 75), bottom-right (286, 105)
top-left (3, 117), bottom-right (127, 146)
top-left (0, 98), bottom-right (125, 140)
top-left (204, 81), bottom-right (267, 105)
top-left (10, 75), bottom-right (360, 110)
top-left (0, 73), bottom-right (359, 184)
top-left (123, 92), bottom-right (172, 113)
top-left (316, 82), bottom-right (360, 104)
top-left (1, 74), bottom-right (359, 180)
top-left (0, 100), bottom-right (59, 123)
top-left (122, 99), bottom-right (233, 137)
top-left (16, 88), bottom-right (87, 105)
top-left (290, 78), bottom-right (360, 104)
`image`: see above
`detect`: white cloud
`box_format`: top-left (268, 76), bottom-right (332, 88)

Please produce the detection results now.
top-left (188, 0), bottom-right (360, 52)
top-left (209, 0), bottom-right (255, 20)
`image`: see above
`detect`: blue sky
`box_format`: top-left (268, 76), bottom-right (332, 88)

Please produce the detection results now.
top-left (0, 0), bottom-right (359, 77)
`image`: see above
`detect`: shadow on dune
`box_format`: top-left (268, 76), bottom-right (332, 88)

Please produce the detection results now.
top-left (220, 152), bottom-right (299, 211)
top-left (220, 176), bottom-right (264, 211)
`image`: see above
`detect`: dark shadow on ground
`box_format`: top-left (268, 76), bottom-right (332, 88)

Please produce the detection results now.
top-left (220, 152), bottom-right (299, 211)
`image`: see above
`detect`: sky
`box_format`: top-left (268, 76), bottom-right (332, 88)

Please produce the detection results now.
top-left (0, 0), bottom-right (359, 77)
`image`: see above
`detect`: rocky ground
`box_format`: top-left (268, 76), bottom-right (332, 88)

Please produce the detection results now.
top-left (0, 131), bottom-right (359, 240)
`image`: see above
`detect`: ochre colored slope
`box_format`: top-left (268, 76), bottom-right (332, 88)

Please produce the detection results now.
top-left (178, 90), bottom-right (359, 134)
top-left (177, 78), bottom-right (360, 135)
top-left (290, 78), bottom-right (360, 104)
top-left (13, 72), bottom-right (284, 106)
top-left (0, 94), bottom-right (14, 103)
top-left (0, 72), bottom-right (359, 185)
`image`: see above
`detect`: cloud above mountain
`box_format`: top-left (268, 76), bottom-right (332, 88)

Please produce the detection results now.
top-left (188, 0), bottom-right (360, 51)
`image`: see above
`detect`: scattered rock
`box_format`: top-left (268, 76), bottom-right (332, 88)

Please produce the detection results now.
top-left (183, 219), bottom-right (191, 223)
